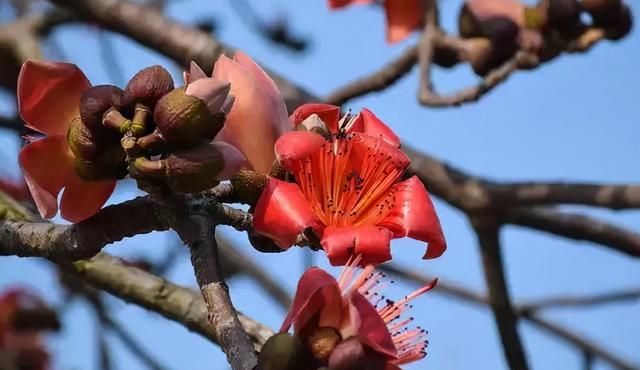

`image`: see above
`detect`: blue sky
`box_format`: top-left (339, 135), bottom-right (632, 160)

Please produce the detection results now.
top-left (1, 1), bottom-right (639, 369)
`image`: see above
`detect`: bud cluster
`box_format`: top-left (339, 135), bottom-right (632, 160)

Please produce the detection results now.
top-left (457, 0), bottom-right (632, 76)
top-left (69, 64), bottom-right (235, 194)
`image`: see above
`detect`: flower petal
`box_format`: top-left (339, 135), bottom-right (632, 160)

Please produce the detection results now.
top-left (18, 135), bottom-right (75, 219)
top-left (184, 78), bottom-right (231, 115)
top-left (280, 267), bottom-right (341, 333)
top-left (321, 226), bottom-right (393, 266)
top-left (350, 291), bottom-right (397, 358)
top-left (274, 131), bottom-right (326, 172)
top-left (352, 109), bottom-right (401, 147)
top-left (384, 0), bottom-right (423, 43)
top-left (212, 141), bottom-right (248, 180)
top-left (290, 103), bottom-right (341, 130)
top-left (349, 133), bottom-right (409, 174)
top-left (183, 61), bottom-right (207, 84)
top-left (213, 53), bottom-right (291, 173)
top-left (378, 176), bottom-right (446, 259)
top-left (466, 0), bottom-right (524, 26)
top-left (328, 0), bottom-right (374, 9)
top-left (253, 177), bottom-right (323, 249)
top-left (60, 175), bottom-right (115, 223)
top-left (18, 60), bottom-right (91, 136)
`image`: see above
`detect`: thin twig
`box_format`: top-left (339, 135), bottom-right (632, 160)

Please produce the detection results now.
top-left (518, 288), bottom-right (640, 313)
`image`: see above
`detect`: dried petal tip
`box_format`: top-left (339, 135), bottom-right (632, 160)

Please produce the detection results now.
top-left (230, 170), bottom-right (268, 205)
top-left (154, 87), bottom-right (226, 147)
top-left (80, 85), bottom-right (125, 134)
top-left (257, 333), bottom-right (309, 370)
top-left (124, 65), bottom-right (174, 108)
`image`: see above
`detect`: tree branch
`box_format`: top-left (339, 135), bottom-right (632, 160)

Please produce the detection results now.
top-left (518, 288), bottom-right (640, 313)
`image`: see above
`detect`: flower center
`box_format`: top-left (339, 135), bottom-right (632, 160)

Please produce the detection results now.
top-left (291, 134), bottom-right (405, 228)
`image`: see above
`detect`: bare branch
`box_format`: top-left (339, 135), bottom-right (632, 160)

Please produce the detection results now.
top-left (518, 288), bottom-right (640, 313)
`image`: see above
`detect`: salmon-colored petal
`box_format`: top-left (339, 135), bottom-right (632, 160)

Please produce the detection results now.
top-left (384, 0), bottom-right (423, 43)
top-left (290, 103), bottom-right (341, 130)
top-left (378, 176), bottom-right (446, 259)
top-left (274, 131), bottom-right (326, 172)
top-left (18, 135), bottom-right (75, 219)
top-left (280, 267), bottom-right (341, 333)
top-left (60, 175), bottom-right (115, 223)
top-left (328, 0), bottom-right (375, 9)
top-left (253, 177), bottom-right (323, 249)
top-left (212, 141), bottom-right (248, 180)
top-left (18, 60), bottom-right (91, 136)
top-left (466, 0), bottom-right (524, 26)
top-left (213, 53), bottom-right (291, 173)
top-left (352, 109), bottom-right (401, 147)
top-left (350, 291), bottom-right (397, 358)
top-left (321, 226), bottom-right (393, 266)
top-left (349, 133), bottom-right (409, 175)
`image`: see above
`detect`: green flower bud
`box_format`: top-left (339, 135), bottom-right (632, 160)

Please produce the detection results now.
top-left (124, 65), bottom-right (174, 108)
top-left (153, 87), bottom-right (226, 147)
top-left (258, 333), bottom-right (309, 370)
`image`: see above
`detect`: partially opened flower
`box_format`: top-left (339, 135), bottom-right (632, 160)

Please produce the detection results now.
top-left (253, 106), bottom-right (445, 265)
top-left (278, 257), bottom-right (437, 369)
top-left (184, 52), bottom-right (292, 174)
top-left (17, 60), bottom-right (119, 222)
top-left (328, 0), bottom-right (423, 43)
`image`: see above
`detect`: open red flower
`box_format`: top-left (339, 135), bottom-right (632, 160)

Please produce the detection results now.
top-left (17, 60), bottom-right (116, 222)
top-left (185, 52), bottom-right (292, 174)
top-left (253, 105), bottom-right (445, 265)
top-left (281, 256), bottom-right (437, 369)
top-left (328, 0), bottom-right (423, 43)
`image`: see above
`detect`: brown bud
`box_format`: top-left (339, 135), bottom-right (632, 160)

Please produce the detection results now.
top-left (546, 0), bottom-right (585, 38)
top-left (582, 0), bottom-right (622, 25)
top-left (328, 337), bottom-right (386, 370)
top-left (462, 38), bottom-right (513, 76)
top-left (230, 170), bottom-right (268, 205)
top-left (458, 3), bottom-right (520, 45)
top-left (134, 142), bottom-right (224, 193)
top-left (603, 4), bottom-right (632, 40)
top-left (67, 117), bottom-right (122, 163)
top-left (80, 85), bottom-right (125, 134)
top-left (12, 307), bottom-right (60, 332)
top-left (257, 333), bottom-right (309, 370)
top-left (458, 4), bottom-right (482, 38)
top-left (74, 146), bottom-right (127, 182)
top-left (248, 230), bottom-right (285, 253)
top-left (154, 87), bottom-right (225, 147)
top-left (124, 65), bottom-right (174, 108)
top-left (308, 327), bottom-right (341, 361)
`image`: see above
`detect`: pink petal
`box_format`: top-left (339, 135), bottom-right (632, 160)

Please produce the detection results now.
top-left (350, 291), bottom-right (397, 358)
top-left (274, 131), bottom-right (326, 172)
top-left (253, 177), bottom-right (323, 249)
top-left (212, 54), bottom-right (291, 173)
top-left (466, 0), bottom-right (524, 26)
top-left (212, 141), bottom-right (248, 180)
top-left (18, 60), bottom-right (91, 136)
top-left (280, 267), bottom-right (341, 333)
top-left (184, 78), bottom-right (231, 115)
top-left (321, 226), bottom-right (393, 266)
top-left (290, 103), bottom-right (341, 130)
top-left (352, 109), bottom-right (401, 147)
top-left (328, 0), bottom-right (374, 9)
top-left (378, 176), bottom-right (446, 259)
top-left (183, 61), bottom-right (208, 84)
top-left (60, 176), bottom-right (115, 223)
top-left (384, 0), bottom-right (423, 43)
top-left (18, 135), bottom-right (76, 219)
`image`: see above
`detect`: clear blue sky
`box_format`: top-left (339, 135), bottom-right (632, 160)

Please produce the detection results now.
top-left (1, 1), bottom-right (639, 369)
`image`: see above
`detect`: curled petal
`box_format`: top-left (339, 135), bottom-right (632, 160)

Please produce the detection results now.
top-left (253, 178), bottom-right (323, 249)
top-left (352, 109), bottom-right (400, 147)
top-left (213, 53), bottom-right (291, 173)
top-left (350, 291), bottom-right (397, 358)
top-left (384, 0), bottom-right (423, 43)
top-left (183, 61), bottom-right (207, 84)
top-left (18, 60), bottom-right (91, 136)
top-left (321, 226), bottom-right (393, 266)
top-left (274, 131), bottom-right (326, 171)
top-left (349, 133), bottom-right (409, 175)
top-left (378, 176), bottom-right (446, 259)
top-left (280, 267), bottom-right (341, 333)
top-left (290, 103), bottom-right (341, 129)
top-left (60, 176), bottom-right (115, 223)
top-left (18, 135), bottom-right (75, 219)
top-left (212, 141), bottom-right (248, 180)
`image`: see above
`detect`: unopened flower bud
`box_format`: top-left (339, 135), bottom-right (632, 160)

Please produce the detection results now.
top-left (80, 85), bottom-right (126, 134)
top-left (603, 4), bottom-right (632, 40)
top-left (67, 117), bottom-right (122, 163)
top-left (461, 38), bottom-right (508, 76)
top-left (257, 333), bottom-right (309, 370)
top-left (134, 142), bottom-right (224, 193)
top-left (328, 337), bottom-right (385, 370)
top-left (308, 327), bottom-right (341, 361)
top-left (546, 0), bottom-right (584, 38)
top-left (230, 170), bottom-right (268, 205)
top-left (74, 146), bottom-right (127, 182)
top-left (124, 65), bottom-right (174, 108)
top-left (154, 87), bottom-right (226, 147)
top-left (582, 0), bottom-right (622, 25)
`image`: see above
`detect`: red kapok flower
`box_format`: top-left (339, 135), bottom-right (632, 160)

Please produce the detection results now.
top-left (17, 60), bottom-right (116, 222)
top-left (281, 256), bottom-right (437, 369)
top-left (185, 51), bottom-right (292, 174)
top-left (328, 0), bottom-right (423, 43)
top-left (253, 106), bottom-right (445, 265)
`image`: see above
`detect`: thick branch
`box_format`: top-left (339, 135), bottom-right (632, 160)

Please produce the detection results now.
top-left (472, 217), bottom-right (530, 370)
